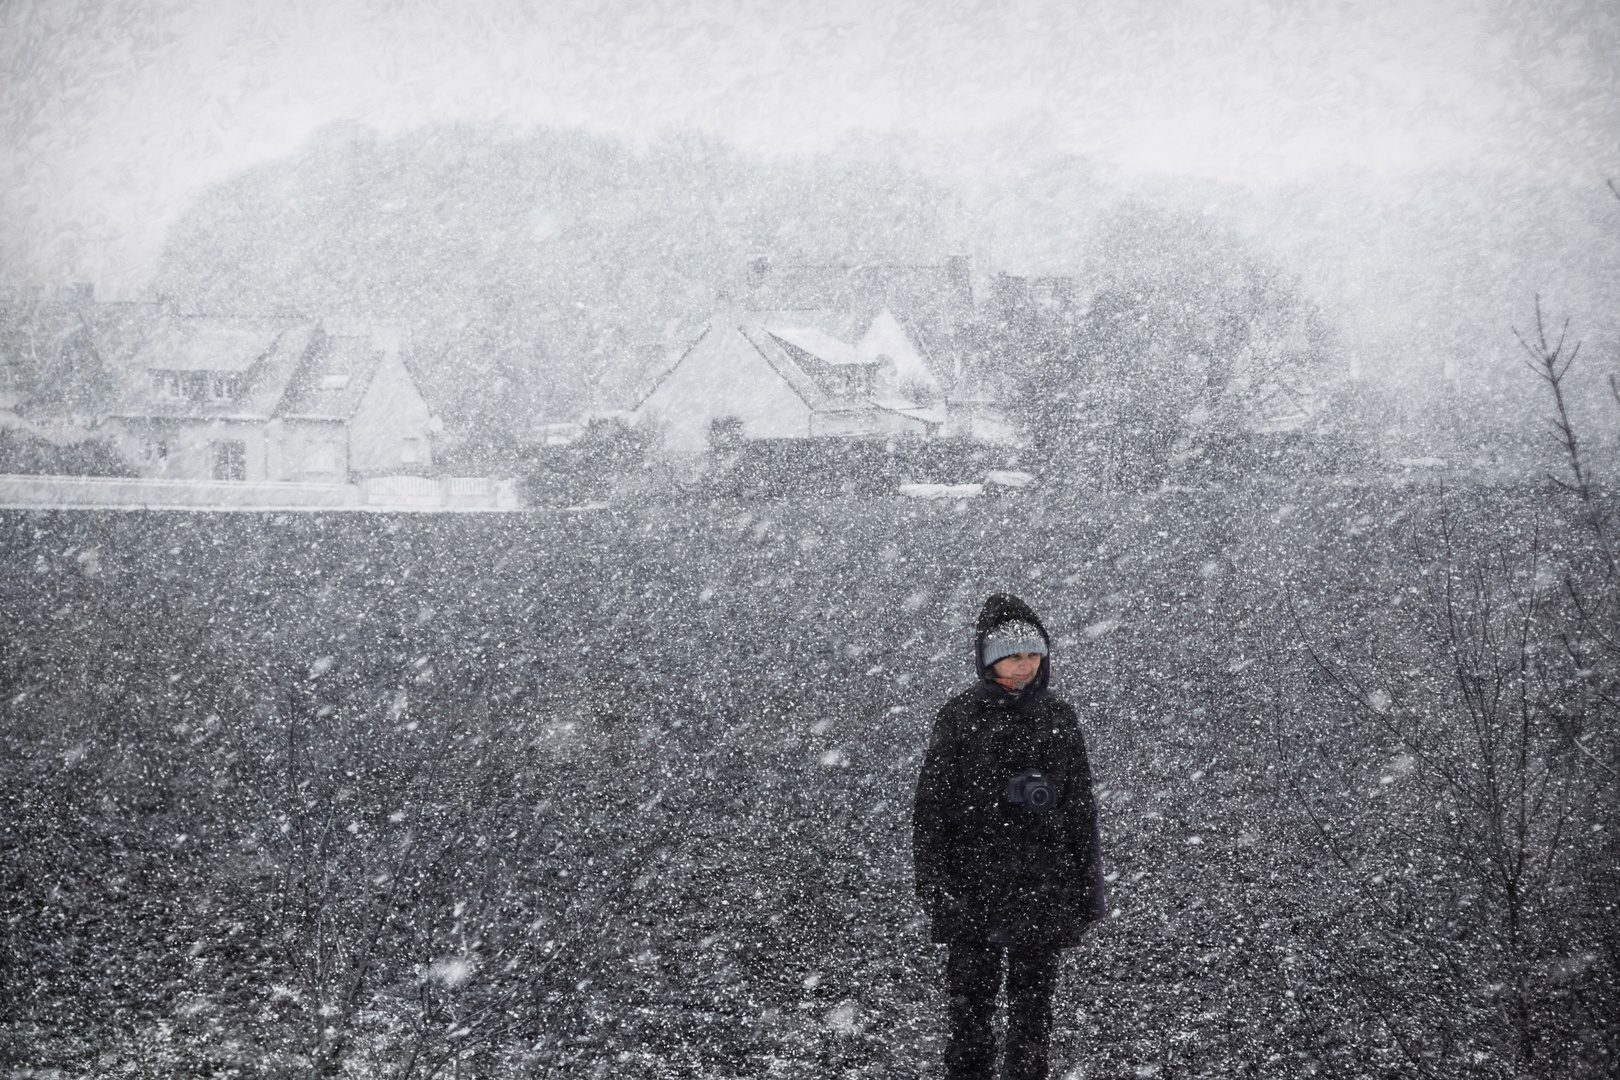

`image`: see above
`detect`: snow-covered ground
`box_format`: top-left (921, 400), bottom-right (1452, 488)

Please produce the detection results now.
top-left (1, 481), bottom-right (1612, 1078)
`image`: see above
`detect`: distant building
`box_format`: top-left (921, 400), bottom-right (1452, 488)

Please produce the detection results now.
top-left (635, 255), bottom-right (1030, 454)
top-left (941, 385), bottom-right (1018, 445)
top-left (1248, 384), bottom-right (1316, 434)
top-left (742, 254), bottom-right (973, 375)
top-left (634, 312), bottom-right (947, 455)
top-left (90, 311), bottom-right (436, 482)
top-left (0, 286), bottom-right (120, 426)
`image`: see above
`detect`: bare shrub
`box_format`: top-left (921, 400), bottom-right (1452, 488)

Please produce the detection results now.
top-left (1282, 304), bottom-right (1619, 1076)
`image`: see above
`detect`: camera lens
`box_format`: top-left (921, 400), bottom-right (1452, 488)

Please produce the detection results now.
top-left (1007, 769), bottom-right (1059, 813)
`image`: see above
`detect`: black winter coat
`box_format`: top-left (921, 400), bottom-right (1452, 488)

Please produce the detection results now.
top-left (912, 594), bottom-right (1106, 948)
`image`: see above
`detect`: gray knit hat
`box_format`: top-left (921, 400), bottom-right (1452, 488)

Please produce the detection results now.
top-left (981, 619), bottom-right (1049, 668)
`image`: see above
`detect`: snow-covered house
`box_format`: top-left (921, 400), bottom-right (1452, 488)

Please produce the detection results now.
top-left (635, 255), bottom-right (1031, 454)
top-left (634, 311), bottom-right (945, 454)
top-left (744, 256), bottom-right (973, 374)
top-left (96, 312), bottom-right (436, 482)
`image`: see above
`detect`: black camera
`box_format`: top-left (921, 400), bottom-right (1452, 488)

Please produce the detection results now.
top-left (1007, 769), bottom-right (1059, 813)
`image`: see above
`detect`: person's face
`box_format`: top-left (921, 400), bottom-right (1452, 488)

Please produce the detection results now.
top-left (991, 651), bottom-right (1042, 688)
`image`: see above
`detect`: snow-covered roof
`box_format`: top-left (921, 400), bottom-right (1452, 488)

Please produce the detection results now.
top-left (871, 397), bottom-right (945, 426)
top-left (857, 308), bottom-right (937, 387)
top-left (738, 326), bottom-right (829, 409)
top-left (131, 316), bottom-right (302, 373)
top-left (277, 335), bottom-right (388, 421)
top-left (106, 319), bottom-right (317, 421)
top-left (638, 314), bottom-right (964, 450)
top-left (765, 325), bottom-right (872, 367)
top-left (636, 323), bottom-right (831, 416)
top-left (1251, 384), bottom-right (1314, 434)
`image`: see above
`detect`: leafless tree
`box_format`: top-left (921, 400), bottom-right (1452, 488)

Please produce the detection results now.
top-left (1280, 295), bottom-right (1619, 1075)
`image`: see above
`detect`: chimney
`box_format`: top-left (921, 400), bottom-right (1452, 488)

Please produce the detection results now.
top-left (747, 253), bottom-right (771, 286)
top-left (743, 254), bottom-right (773, 311)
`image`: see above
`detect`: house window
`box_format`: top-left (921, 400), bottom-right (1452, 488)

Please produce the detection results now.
top-left (212, 440), bottom-right (246, 481)
top-left (401, 437), bottom-right (422, 464)
top-left (151, 372), bottom-right (185, 400)
top-left (142, 436), bottom-right (168, 461)
top-left (209, 376), bottom-right (233, 401)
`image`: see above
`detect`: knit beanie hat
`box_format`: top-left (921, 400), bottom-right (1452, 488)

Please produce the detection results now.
top-left (982, 619), bottom-right (1049, 668)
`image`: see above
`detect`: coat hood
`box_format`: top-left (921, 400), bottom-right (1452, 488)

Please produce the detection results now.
top-left (974, 592), bottom-right (1053, 691)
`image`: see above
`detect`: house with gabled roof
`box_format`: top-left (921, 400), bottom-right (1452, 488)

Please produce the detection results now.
top-left (0, 287), bottom-right (122, 430)
top-left (93, 310), bottom-right (435, 482)
top-left (634, 311), bottom-right (944, 455)
top-left (717, 255), bottom-right (1018, 445)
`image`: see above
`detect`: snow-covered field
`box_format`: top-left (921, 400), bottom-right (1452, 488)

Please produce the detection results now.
top-left (2, 482), bottom-right (1611, 1078)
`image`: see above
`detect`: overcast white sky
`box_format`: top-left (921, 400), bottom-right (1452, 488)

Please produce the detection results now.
top-left (2, 0), bottom-right (1617, 295)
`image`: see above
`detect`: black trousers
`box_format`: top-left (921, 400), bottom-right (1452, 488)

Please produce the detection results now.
top-left (943, 942), bottom-right (1061, 1080)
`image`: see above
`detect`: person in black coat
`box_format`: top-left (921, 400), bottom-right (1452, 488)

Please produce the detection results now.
top-left (913, 593), bottom-right (1106, 1080)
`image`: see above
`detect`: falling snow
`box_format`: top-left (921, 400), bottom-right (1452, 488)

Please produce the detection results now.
top-left (3, 1), bottom-right (1620, 1077)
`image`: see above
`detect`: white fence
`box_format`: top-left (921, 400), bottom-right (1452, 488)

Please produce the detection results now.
top-left (365, 475), bottom-right (521, 509)
top-left (0, 474), bottom-right (524, 511)
top-left (0, 473), bottom-right (360, 509)
top-left (363, 474), bottom-right (441, 507)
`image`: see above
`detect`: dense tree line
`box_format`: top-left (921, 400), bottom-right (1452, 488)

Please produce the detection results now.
top-left (973, 203), bottom-right (1339, 490)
